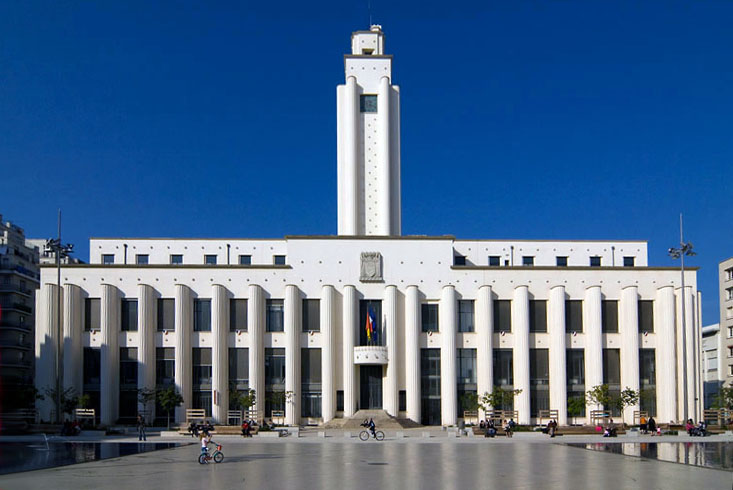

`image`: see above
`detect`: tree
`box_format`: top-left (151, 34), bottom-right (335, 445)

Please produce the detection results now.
top-left (460, 392), bottom-right (480, 414)
top-left (77, 394), bottom-right (91, 409)
top-left (266, 391), bottom-right (294, 422)
top-left (157, 387), bottom-right (184, 430)
top-left (617, 388), bottom-right (640, 423)
top-left (712, 387), bottom-right (733, 410)
top-left (585, 384), bottom-right (639, 425)
top-left (567, 396), bottom-right (586, 425)
top-left (230, 387), bottom-right (257, 412)
top-left (585, 384), bottom-right (612, 410)
top-left (137, 388), bottom-right (156, 422)
top-left (44, 387), bottom-right (78, 420)
top-left (479, 387), bottom-right (523, 412)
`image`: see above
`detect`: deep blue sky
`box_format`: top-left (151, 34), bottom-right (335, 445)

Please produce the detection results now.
top-left (1, 1), bottom-right (730, 323)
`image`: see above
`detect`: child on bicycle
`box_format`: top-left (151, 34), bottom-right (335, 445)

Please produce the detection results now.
top-left (200, 432), bottom-right (212, 455)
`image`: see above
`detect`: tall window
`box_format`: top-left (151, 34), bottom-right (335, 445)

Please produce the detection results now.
top-left (529, 349), bottom-right (549, 417)
top-left (265, 348), bottom-right (286, 416)
top-left (301, 348), bottom-right (322, 418)
top-left (420, 349), bottom-right (441, 425)
top-left (360, 300), bottom-right (382, 345)
top-left (458, 300), bottom-right (474, 332)
top-left (529, 300), bottom-right (547, 333)
top-left (229, 348), bottom-right (249, 409)
top-left (638, 300), bottom-right (654, 333)
top-left (566, 349), bottom-right (585, 419)
top-left (639, 349), bottom-right (656, 415)
top-left (494, 300), bottom-right (511, 333)
top-left (230, 299), bottom-right (248, 332)
top-left (82, 348), bottom-right (101, 424)
top-left (421, 303), bottom-right (439, 333)
top-left (602, 300), bottom-right (619, 333)
top-left (266, 299), bottom-right (284, 332)
top-left (493, 349), bottom-right (514, 410)
top-left (603, 349), bottom-right (621, 416)
top-left (192, 348), bottom-right (213, 417)
top-left (457, 348), bottom-right (477, 418)
top-left (157, 298), bottom-right (175, 331)
top-left (302, 299), bottom-right (320, 332)
top-left (193, 299), bottom-right (212, 332)
top-left (121, 299), bottom-right (138, 331)
top-left (565, 300), bottom-right (583, 333)
top-left (84, 298), bottom-right (101, 331)
top-left (155, 348), bottom-right (175, 387)
top-left (119, 347), bottom-right (138, 421)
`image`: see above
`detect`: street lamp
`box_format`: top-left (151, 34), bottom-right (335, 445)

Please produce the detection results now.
top-left (45, 210), bottom-right (74, 424)
top-left (667, 213), bottom-right (695, 424)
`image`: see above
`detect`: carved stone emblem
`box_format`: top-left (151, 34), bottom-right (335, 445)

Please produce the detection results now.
top-left (360, 252), bottom-right (383, 282)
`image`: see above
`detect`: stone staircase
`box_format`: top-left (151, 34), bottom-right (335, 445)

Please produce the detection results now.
top-left (322, 410), bottom-right (422, 430)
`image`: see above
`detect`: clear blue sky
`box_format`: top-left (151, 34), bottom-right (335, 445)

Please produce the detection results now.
top-left (1, 1), bottom-right (730, 323)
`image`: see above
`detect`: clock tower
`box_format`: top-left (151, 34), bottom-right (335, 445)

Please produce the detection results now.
top-left (337, 25), bottom-right (401, 236)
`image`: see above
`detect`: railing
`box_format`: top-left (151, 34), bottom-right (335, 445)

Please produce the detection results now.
top-left (703, 408), bottom-right (732, 426)
top-left (538, 409), bottom-right (559, 426)
top-left (633, 410), bottom-right (649, 425)
top-left (1, 408), bottom-right (38, 423)
top-left (483, 409), bottom-right (518, 424)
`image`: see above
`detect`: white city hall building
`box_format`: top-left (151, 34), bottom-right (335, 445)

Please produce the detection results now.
top-left (35, 26), bottom-right (702, 428)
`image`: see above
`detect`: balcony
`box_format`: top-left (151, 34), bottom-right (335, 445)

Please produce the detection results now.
top-left (353, 345), bottom-right (388, 365)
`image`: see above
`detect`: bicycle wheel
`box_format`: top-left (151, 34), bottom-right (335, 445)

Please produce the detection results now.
top-left (198, 454), bottom-right (208, 464)
top-left (359, 430), bottom-right (369, 441)
top-left (214, 452), bottom-right (224, 463)
top-left (375, 431), bottom-right (385, 441)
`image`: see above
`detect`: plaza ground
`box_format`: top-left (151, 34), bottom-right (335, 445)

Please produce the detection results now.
top-left (0, 432), bottom-right (731, 490)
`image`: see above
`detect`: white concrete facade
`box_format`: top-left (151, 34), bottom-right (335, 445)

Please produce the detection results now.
top-left (34, 26), bottom-right (701, 428)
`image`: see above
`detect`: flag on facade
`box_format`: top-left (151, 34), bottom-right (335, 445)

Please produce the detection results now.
top-left (366, 306), bottom-right (376, 343)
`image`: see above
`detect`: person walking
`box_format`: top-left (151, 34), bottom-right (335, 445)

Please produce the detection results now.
top-left (136, 414), bottom-right (147, 441)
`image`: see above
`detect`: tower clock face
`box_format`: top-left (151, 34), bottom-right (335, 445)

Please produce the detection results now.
top-left (360, 94), bottom-right (378, 113)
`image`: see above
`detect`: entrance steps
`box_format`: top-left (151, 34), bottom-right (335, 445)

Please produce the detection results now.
top-left (322, 410), bottom-right (422, 429)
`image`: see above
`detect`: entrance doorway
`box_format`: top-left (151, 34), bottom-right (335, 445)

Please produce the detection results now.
top-left (360, 365), bottom-right (383, 409)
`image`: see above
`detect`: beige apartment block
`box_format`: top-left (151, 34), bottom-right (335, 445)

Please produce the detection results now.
top-left (720, 258), bottom-right (733, 387)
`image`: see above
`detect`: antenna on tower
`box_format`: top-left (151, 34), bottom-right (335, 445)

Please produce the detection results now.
top-left (368, 0), bottom-right (372, 27)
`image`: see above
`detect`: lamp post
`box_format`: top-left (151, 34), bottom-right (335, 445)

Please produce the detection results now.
top-left (667, 213), bottom-right (695, 423)
top-left (45, 210), bottom-right (74, 424)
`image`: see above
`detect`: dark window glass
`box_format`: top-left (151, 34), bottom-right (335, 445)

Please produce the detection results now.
top-left (228, 347), bottom-right (249, 388)
top-left (602, 348), bottom-right (621, 416)
top-left (494, 300), bottom-right (511, 332)
top-left (156, 347), bottom-right (175, 387)
top-left (590, 256), bottom-right (601, 267)
top-left (157, 298), bottom-right (175, 331)
top-left (454, 255), bottom-right (466, 266)
top-left (489, 256), bottom-right (501, 266)
top-left (530, 349), bottom-right (549, 417)
top-left (565, 300), bottom-right (583, 333)
top-left (102, 254), bottom-right (114, 265)
top-left (83, 347), bottom-right (101, 388)
top-left (602, 300), bottom-right (619, 333)
top-left (529, 300), bottom-right (547, 333)
top-left (639, 348), bottom-right (656, 416)
top-left (192, 391), bottom-right (212, 417)
top-left (623, 256), bottom-right (635, 267)
top-left (458, 300), bottom-right (474, 332)
top-left (170, 254), bottom-right (183, 265)
top-left (192, 348), bottom-right (212, 387)
top-left (136, 254), bottom-right (149, 265)
top-left (420, 348), bottom-right (441, 425)
top-left (522, 256), bottom-right (534, 266)
top-left (493, 349), bottom-right (514, 387)
top-left (457, 348), bottom-right (477, 384)
top-left (301, 348), bottom-right (322, 418)
top-left (399, 391), bottom-right (407, 412)
top-left (239, 255), bottom-right (252, 265)
top-left (119, 347), bottom-right (138, 387)
top-left (265, 348), bottom-right (286, 386)
top-left (273, 255), bottom-right (286, 265)
top-left (360, 94), bottom-right (378, 113)
top-left (121, 299), bottom-right (138, 331)
top-left (566, 349), bottom-right (585, 386)
top-left (84, 298), bottom-right (101, 331)
top-left (302, 299), bottom-right (320, 332)
top-left (266, 299), bottom-right (284, 332)
top-left (336, 391), bottom-right (344, 412)
top-left (230, 299), bottom-right (248, 332)
top-left (421, 304), bottom-right (439, 333)
top-left (360, 300), bottom-right (382, 344)
top-left (194, 299), bottom-right (212, 332)
top-left (638, 300), bottom-right (654, 333)
top-left (556, 256), bottom-right (568, 267)
top-left (204, 254), bottom-right (217, 265)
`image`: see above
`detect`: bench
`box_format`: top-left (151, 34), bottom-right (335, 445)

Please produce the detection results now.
top-left (2, 409), bottom-right (38, 423)
top-left (74, 408), bottom-right (96, 422)
top-left (227, 410), bottom-right (243, 425)
top-left (538, 409), bottom-right (559, 427)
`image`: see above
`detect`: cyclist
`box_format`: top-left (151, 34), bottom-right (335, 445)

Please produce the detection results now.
top-left (199, 432), bottom-right (212, 457)
top-left (367, 418), bottom-right (376, 438)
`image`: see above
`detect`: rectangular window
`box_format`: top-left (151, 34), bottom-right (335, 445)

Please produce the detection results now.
top-left (420, 348), bottom-right (441, 425)
top-left (84, 298), bottom-right (101, 331)
top-left (204, 254), bottom-right (217, 265)
top-left (726, 268), bottom-right (733, 281)
top-left (638, 300), bottom-right (654, 333)
top-left (239, 255), bottom-right (252, 265)
top-left (83, 347), bottom-right (101, 388)
top-left (493, 349), bottom-right (514, 387)
top-left (457, 348), bottom-right (477, 418)
top-left (228, 347), bottom-right (249, 388)
top-left (156, 347), bottom-right (175, 387)
top-left (728, 326), bottom-right (733, 338)
top-left (494, 300), bottom-right (511, 332)
top-left (458, 300), bottom-right (474, 332)
top-left (120, 347), bottom-right (138, 387)
top-left (229, 299), bottom-right (248, 332)
top-left (193, 299), bottom-right (212, 331)
top-left (336, 390), bottom-right (344, 412)
top-left (556, 256), bottom-right (568, 267)
top-left (529, 349), bottom-right (549, 417)
top-left (590, 256), bottom-right (601, 267)
top-left (266, 299), bottom-right (284, 332)
top-left (529, 300), bottom-right (547, 333)
top-left (302, 299), bottom-right (320, 332)
top-left (726, 288), bottom-right (733, 301)
top-left (301, 348), bottom-right (322, 418)
top-left (192, 348), bottom-right (213, 386)
top-left (566, 349), bottom-right (586, 418)
top-left (603, 348), bottom-right (621, 416)
top-left (157, 298), bottom-right (175, 331)
top-left (102, 254), bottom-right (114, 265)
top-left (729, 346), bottom-right (733, 358)
top-left (360, 300), bottom-right (382, 345)
top-left (273, 255), bottom-right (286, 265)
top-left (265, 348), bottom-right (286, 416)
top-left (136, 254), bottom-right (149, 265)
top-left (360, 94), bottom-right (378, 113)
top-left (399, 390), bottom-right (407, 412)
top-left (489, 256), bottom-right (501, 267)
top-left (522, 256), bottom-right (534, 266)
top-left (421, 303), bottom-right (439, 332)
top-left (565, 300), bottom-right (583, 333)
top-left (120, 299), bottom-right (138, 331)
top-left (602, 300), bottom-right (619, 333)
top-left (170, 254), bottom-right (183, 265)
top-left (639, 349), bottom-right (656, 416)
top-left (623, 256), bottom-right (635, 267)
top-left (453, 254), bottom-right (466, 266)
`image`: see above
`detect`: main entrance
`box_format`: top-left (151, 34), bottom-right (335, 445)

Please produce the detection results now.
top-left (359, 365), bottom-right (383, 409)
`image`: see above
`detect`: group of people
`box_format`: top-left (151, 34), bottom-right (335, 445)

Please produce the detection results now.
top-left (685, 418), bottom-right (708, 437)
top-left (639, 416), bottom-right (659, 435)
top-left (479, 418), bottom-right (515, 438)
top-left (544, 419), bottom-right (558, 437)
top-left (241, 417), bottom-right (258, 437)
top-left (60, 420), bottom-right (82, 436)
top-left (188, 419), bottom-right (215, 438)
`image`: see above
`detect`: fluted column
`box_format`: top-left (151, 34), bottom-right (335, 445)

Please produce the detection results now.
top-left (174, 284), bottom-right (192, 423)
top-left (341, 76), bottom-right (359, 235)
top-left (137, 284), bottom-right (156, 418)
top-left (681, 286), bottom-right (695, 420)
top-left (584, 286), bottom-right (603, 419)
top-left (620, 286), bottom-right (640, 424)
top-left (342, 285), bottom-right (357, 416)
top-left (63, 284), bottom-right (82, 398)
top-left (212, 284), bottom-right (229, 424)
top-left (101, 284), bottom-right (120, 426)
top-left (512, 285), bottom-right (530, 424)
top-left (656, 286), bottom-right (676, 423)
top-left (440, 285), bottom-right (457, 426)
top-left (35, 283), bottom-right (59, 421)
top-left (248, 284), bottom-right (265, 421)
top-left (377, 76), bottom-right (392, 235)
top-left (384, 285), bottom-right (398, 416)
top-left (548, 286), bottom-right (567, 425)
top-left (321, 285), bottom-right (335, 422)
top-left (284, 285), bottom-right (301, 425)
top-left (405, 285), bottom-right (421, 423)
top-left (476, 286), bottom-right (493, 420)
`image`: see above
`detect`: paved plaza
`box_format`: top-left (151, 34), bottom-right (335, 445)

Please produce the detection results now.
top-left (0, 434), bottom-right (731, 490)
